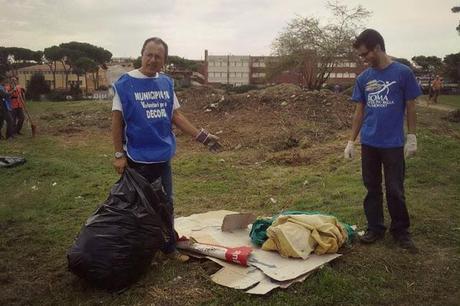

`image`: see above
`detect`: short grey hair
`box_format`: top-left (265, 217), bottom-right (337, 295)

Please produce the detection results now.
top-left (141, 37), bottom-right (168, 62)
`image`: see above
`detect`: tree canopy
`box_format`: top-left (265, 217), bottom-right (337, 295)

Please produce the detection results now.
top-left (270, 1), bottom-right (370, 90)
top-left (0, 46), bottom-right (42, 75)
top-left (443, 52), bottom-right (460, 83)
top-left (411, 55), bottom-right (443, 75)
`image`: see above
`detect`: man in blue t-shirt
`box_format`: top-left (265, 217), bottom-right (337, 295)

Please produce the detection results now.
top-left (111, 37), bottom-right (221, 262)
top-left (344, 29), bottom-right (420, 252)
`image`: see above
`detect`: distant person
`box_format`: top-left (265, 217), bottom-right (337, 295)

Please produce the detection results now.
top-left (343, 29), bottom-right (421, 252)
top-left (430, 75), bottom-right (442, 104)
top-left (111, 37), bottom-right (222, 262)
top-left (8, 77), bottom-right (26, 135)
top-left (416, 77), bottom-right (423, 91)
top-left (334, 84), bottom-right (341, 93)
top-left (0, 76), bottom-right (15, 140)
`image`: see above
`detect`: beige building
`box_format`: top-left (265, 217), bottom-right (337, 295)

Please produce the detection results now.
top-left (16, 62), bottom-right (108, 93)
top-left (207, 54), bottom-right (250, 85)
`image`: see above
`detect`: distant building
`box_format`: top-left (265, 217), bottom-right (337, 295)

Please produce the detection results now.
top-left (16, 62), bottom-right (107, 93)
top-left (206, 51), bottom-right (250, 85)
top-left (204, 50), bottom-right (365, 87)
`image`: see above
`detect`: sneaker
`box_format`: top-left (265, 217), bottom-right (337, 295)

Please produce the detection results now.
top-left (165, 250), bottom-right (190, 262)
top-left (394, 235), bottom-right (418, 253)
top-left (360, 230), bottom-right (385, 244)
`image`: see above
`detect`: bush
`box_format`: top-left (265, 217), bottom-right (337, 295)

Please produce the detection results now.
top-left (26, 73), bottom-right (50, 100)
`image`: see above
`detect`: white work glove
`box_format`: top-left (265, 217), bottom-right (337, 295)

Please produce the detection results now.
top-left (404, 134), bottom-right (417, 158)
top-left (195, 128), bottom-right (222, 152)
top-left (344, 140), bottom-right (355, 160)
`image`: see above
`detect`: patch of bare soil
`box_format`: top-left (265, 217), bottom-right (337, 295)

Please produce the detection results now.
top-left (35, 85), bottom-right (354, 164)
top-left (39, 110), bottom-right (111, 136)
top-left (177, 84), bottom-right (353, 164)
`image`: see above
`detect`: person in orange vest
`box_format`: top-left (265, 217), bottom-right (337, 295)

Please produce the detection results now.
top-left (8, 77), bottom-right (26, 135)
top-left (430, 75), bottom-right (443, 104)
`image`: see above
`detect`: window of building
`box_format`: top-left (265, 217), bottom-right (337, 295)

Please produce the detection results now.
top-left (350, 62), bottom-right (357, 68)
top-left (330, 72), bottom-right (336, 78)
top-left (350, 72), bottom-right (356, 78)
top-left (336, 72), bottom-right (343, 78)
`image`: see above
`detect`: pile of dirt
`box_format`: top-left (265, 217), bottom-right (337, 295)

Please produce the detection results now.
top-left (177, 84), bottom-right (354, 155)
top-left (35, 84), bottom-right (354, 164)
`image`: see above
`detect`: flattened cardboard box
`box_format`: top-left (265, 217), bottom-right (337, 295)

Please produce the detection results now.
top-left (175, 210), bottom-right (341, 294)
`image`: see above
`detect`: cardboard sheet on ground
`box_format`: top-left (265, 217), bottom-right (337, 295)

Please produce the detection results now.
top-left (175, 210), bottom-right (341, 294)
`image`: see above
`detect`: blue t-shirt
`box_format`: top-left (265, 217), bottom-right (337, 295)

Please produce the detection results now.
top-left (351, 62), bottom-right (421, 148)
top-left (113, 73), bottom-right (176, 163)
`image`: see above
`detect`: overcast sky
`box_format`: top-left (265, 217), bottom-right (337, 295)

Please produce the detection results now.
top-left (1, 0), bottom-right (459, 61)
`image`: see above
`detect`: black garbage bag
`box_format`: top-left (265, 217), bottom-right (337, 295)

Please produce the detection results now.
top-left (67, 167), bottom-right (172, 291)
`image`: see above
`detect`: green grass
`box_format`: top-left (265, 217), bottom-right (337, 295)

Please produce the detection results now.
top-left (1, 101), bottom-right (459, 305)
top-left (437, 95), bottom-right (460, 108)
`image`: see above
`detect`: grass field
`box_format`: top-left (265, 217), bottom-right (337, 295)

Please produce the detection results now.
top-left (1, 101), bottom-right (459, 305)
top-left (434, 95), bottom-right (460, 108)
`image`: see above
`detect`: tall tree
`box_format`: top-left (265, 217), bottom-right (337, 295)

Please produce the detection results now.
top-left (0, 47), bottom-right (8, 76)
top-left (73, 57), bottom-right (98, 94)
top-left (412, 55), bottom-right (443, 95)
top-left (443, 52), bottom-right (460, 83)
top-left (0, 47), bottom-right (42, 76)
top-left (59, 42), bottom-right (112, 89)
top-left (270, 1), bottom-right (370, 90)
top-left (44, 46), bottom-right (65, 89)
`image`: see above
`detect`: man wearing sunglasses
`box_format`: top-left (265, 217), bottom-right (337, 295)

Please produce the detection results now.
top-left (344, 29), bottom-right (420, 252)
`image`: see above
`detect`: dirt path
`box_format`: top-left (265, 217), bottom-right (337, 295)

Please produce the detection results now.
top-left (416, 96), bottom-right (458, 112)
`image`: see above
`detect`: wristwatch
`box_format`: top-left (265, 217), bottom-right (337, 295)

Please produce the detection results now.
top-left (114, 151), bottom-right (126, 159)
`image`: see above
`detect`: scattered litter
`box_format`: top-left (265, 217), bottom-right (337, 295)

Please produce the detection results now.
top-left (303, 180), bottom-right (309, 186)
top-left (219, 159), bottom-right (226, 163)
top-left (281, 101), bottom-right (288, 106)
top-left (0, 156), bottom-right (26, 168)
top-left (75, 196), bottom-right (83, 199)
top-left (175, 211), bottom-right (342, 295)
top-left (269, 198), bottom-right (277, 204)
top-left (234, 144), bottom-right (242, 150)
top-left (215, 130), bottom-right (223, 135)
top-left (31, 185), bottom-right (38, 191)
top-left (358, 231), bottom-right (365, 236)
top-left (221, 213), bottom-right (256, 232)
top-left (204, 108), bottom-right (212, 112)
top-left (52, 182), bottom-right (57, 186)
